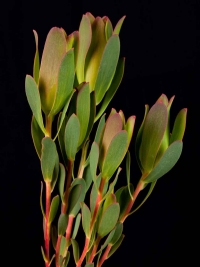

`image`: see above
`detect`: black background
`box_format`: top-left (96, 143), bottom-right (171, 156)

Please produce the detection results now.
top-left (0, 0), bottom-right (199, 266)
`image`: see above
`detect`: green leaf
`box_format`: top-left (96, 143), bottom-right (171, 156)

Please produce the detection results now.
top-left (49, 49), bottom-right (75, 116)
top-left (128, 181), bottom-right (156, 215)
top-left (97, 203), bottom-right (120, 238)
top-left (99, 113), bottom-right (123, 169)
top-left (94, 114), bottom-right (106, 144)
top-left (61, 251), bottom-right (70, 267)
top-left (85, 264), bottom-right (94, 267)
top-left (80, 91), bottom-right (96, 147)
top-left (135, 105), bottom-right (149, 171)
top-left (59, 236), bottom-right (67, 256)
top-left (139, 102), bottom-right (168, 172)
top-left (102, 193), bottom-right (116, 213)
top-left (64, 114), bottom-right (80, 161)
top-left (81, 202), bottom-right (91, 238)
top-left (41, 137), bottom-right (58, 181)
top-left (85, 12), bottom-right (95, 23)
top-left (76, 83), bottom-right (90, 147)
top-left (124, 116), bottom-right (135, 147)
top-left (117, 185), bottom-right (134, 221)
top-left (25, 75), bottom-right (46, 133)
top-left (49, 195), bottom-right (60, 224)
top-left (97, 229), bottom-right (115, 254)
top-left (58, 113), bottom-right (68, 166)
top-left (95, 58), bottom-right (125, 122)
top-left (71, 239), bottom-right (80, 263)
top-left (58, 163), bottom-right (65, 202)
top-left (31, 115), bottom-right (45, 158)
top-left (54, 89), bottom-right (75, 141)
top-left (170, 108), bottom-right (187, 144)
top-left (102, 131), bottom-right (128, 181)
top-left (76, 15), bottom-right (92, 83)
top-left (83, 164), bottom-right (93, 193)
top-left (58, 214), bottom-right (68, 235)
top-left (115, 186), bottom-right (125, 202)
top-left (41, 246), bottom-right (48, 263)
top-left (85, 17), bottom-right (107, 92)
top-left (113, 16), bottom-right (126, 35)
top-left (51, 154), bottom-right (59, 192)
top-left (104, 17), bottom-right (113, 41)
top-left (38, 27), bottom-right (67, 114)
top-left (110, 222), bottom-right (123, 245)
top-left (107, 234), bottom-right (124, 258)
top-left (51, 225), bottom-right (57, 250)
top-left (40, 181), bottom-right (45, 218)
top-left (33, 30), bottom-right (39, 84)
top-left (72, 213), bottom-right (81, 239)
top-left (144, 141), bottom-right (183, 183)
top-left (88, 225), bottom-right (97, 251)
top-left (69, 178), bottom-right (86, 217)
top-left (89, 142), bottom-right (99, 190)
top-left (94, 35), bottom-right (120, 105)
top-left (126, 151), bottom-right (133, 200)
top-left (67, 184), bottom-right (82, 215)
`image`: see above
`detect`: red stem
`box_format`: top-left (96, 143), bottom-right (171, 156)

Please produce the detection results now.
top-left (90, 178), bottom-right (105, 229)
top-left (97, 244), bottom-right (112, 267)
top-left (66, 215), bottom-right (74, 243)
top-left (76, 237), bottom-right (90, 267)
top-left (120, 180), bottom-right (144, 223)
top-left (45, 181), bottom-right (51, 267)
top-left (55, 235), bottom-right (62, 267)
top-left (88, 235), bottom-right (101, 263)
top-left (76, 178), bottom-right (105, 267)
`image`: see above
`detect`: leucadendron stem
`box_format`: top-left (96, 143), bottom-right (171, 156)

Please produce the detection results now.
top-left (76, 178), bottom-right (106, 267)
top-left (45, 181), bottom-right (51, 267)
top-left (120, 176), bottom-right (146, 223)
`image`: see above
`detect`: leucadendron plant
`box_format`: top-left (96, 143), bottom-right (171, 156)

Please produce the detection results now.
top-left (25, 12), bottom-right (187, 267)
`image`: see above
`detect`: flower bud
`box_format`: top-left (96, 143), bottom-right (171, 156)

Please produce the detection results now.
top-left (136, 94), bottom-right (187, 183)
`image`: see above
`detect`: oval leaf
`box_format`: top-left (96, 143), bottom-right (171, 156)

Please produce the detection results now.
top-left (139, 102), bottom-right (168, 172)
top-left (76, 83), bottom-right (90, 146)
top-left (49, 195), bottom-right (60, 224)
top-left (50, 49), bottom-right (75, 116)
top-left (81, 202), bottom-right (91, 238)
top-left (102, 131), bottom-right (128, 181)
top-left (94, 35), bottom-right (120, 105)
top-left (39, 27), bottom-right (66, 114)
top-left (67, 185), bottom-right (82, 214)
top-left (25, 75), bottom-right (45, 133)
top-left (58, 163), bottom-right (66, 202)
top-left (95, 58), bottom-right (125, 122)
top-left (71, 239), bottom-right (80, 263)
top-left (97, 203), bottom-right (120, 238)
top-left (31, 115), bottom-right (45, 158)
top-left (76, 15), bottom-right (92, 83)
top-left (135, 104), bottom-right (149, 171)
top-left (72, 213), bottom-right (81, 239)
top-left (144, 141), bottom-right (183, 183)
top-left (170, 108), bottom-right (187, 144)
top-left (41, 137), bottom-right (58, 181)
top-left (69, 178), bottom-right (86, 217)
top-left (58, 214), bottom-right (68, 236)
top-left (64, 114), bottom-right (80, 161)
